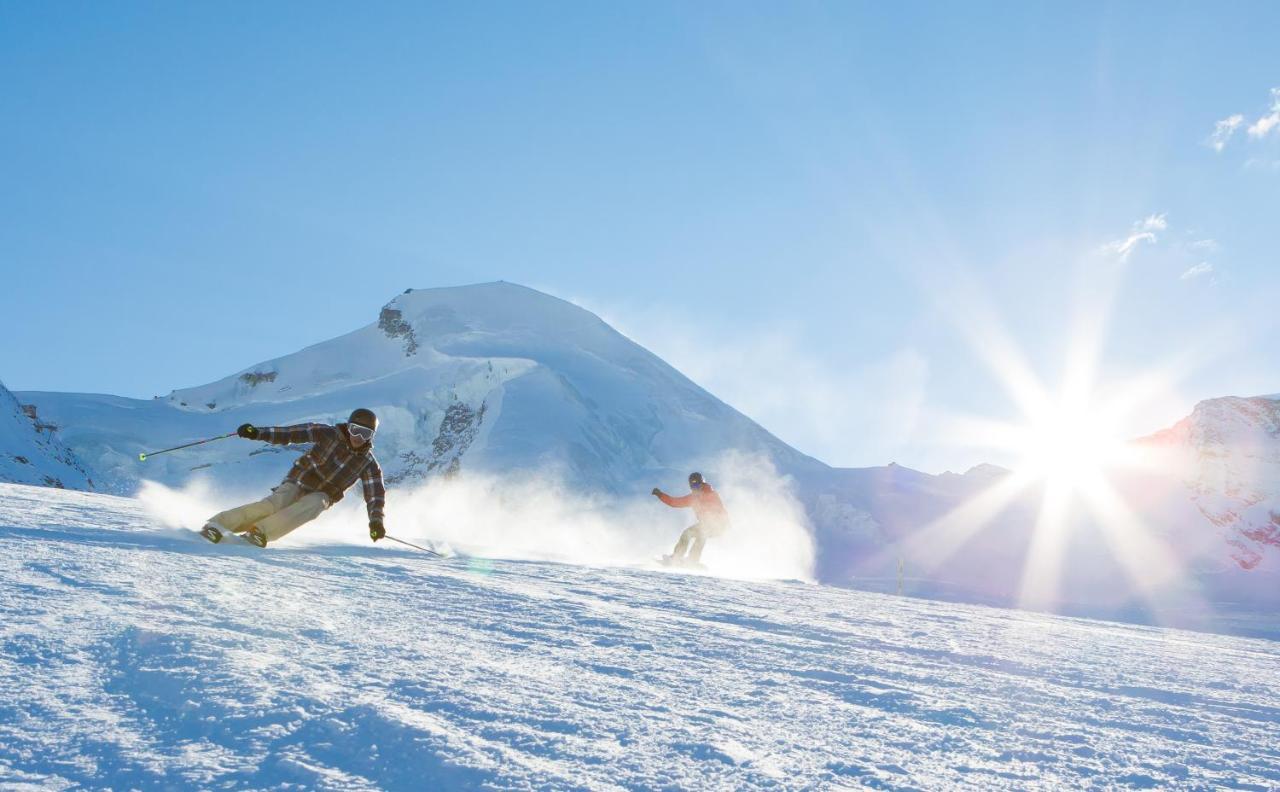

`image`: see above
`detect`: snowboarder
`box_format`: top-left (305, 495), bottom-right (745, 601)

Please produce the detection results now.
top-left (200, 408), bottom-right (387, 548)
top-left (652, 472), bottom-right (730, 564)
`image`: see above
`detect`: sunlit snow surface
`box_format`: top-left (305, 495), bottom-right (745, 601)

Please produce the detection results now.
top-left (2, 483), bottom-right (1279, 790)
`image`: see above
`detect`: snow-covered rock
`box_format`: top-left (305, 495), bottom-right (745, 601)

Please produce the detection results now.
top-left (0, 380), bottom-right (96, 490)
top-left (1142, 395), bottom-right (1280, 570)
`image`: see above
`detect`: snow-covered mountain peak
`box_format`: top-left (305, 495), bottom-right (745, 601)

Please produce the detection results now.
top-left (161, 282), bottom-right (665, 417)
top-left (382, 282), bottom-right (614, 346)
top-left (26, 282), bottom-right (817, 497)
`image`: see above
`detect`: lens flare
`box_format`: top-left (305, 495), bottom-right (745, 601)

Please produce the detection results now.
top-left (894, 254), bottom-right (1211, 624)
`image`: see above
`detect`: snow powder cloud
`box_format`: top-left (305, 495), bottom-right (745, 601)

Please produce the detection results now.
top-left (138, 452), bottom-right (817, 583)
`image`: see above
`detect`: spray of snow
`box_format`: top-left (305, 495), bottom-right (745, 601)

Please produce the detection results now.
top-left (137, 451), bottom-right (816, 582)
top-left (690, 450), bottom-right (816, 581)
top-left (138, 478), bottom-right (227, 533)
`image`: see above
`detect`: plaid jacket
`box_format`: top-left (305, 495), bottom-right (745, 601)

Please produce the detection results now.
top-left (258, 423), bottom-right (385, 522)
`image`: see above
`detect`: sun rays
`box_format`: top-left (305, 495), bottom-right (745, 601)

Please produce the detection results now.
top-left (895, 259), bottom-right (1208, 623)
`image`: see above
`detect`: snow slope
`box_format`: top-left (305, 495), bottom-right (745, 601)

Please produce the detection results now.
top-left (0, 381), bottom-right (96, 490)
top-left (3, 482), bottom-right (1279, 790)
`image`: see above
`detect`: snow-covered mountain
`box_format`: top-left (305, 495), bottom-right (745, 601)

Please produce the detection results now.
top-left (9, 282), bottom-right (1280, 626)
top-left (1141, 394), bottom-right (1280, 570)
top-left (19, 282), bottom-right (824, 497)
top-left (0, 380), bottom-right (96, 490)
top-left (2, 481), bottom-right (1278, 789)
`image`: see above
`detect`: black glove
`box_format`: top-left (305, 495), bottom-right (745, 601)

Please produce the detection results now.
top-left (237, 423), bottom-right (260, 440)
top-left (369, 519), bottom-right (385, 542)
top-left (651, 487), bottom-right (662, 497)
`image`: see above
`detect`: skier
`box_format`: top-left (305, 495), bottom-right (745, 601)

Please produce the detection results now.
top-left (652, 471), bottom-right (730, 565)
top-left (200, 408), bottom-right (387, 548)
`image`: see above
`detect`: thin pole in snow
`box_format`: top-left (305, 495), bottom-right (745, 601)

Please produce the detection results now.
top-left (384, 534), bottom-right (443, 557)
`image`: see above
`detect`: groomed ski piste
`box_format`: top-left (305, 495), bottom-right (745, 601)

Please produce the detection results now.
top-left (3, 482), bottom-right (1279, 790)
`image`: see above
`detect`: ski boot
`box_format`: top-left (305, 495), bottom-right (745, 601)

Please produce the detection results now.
top-left (244, 526), bottom-right (268, 548)
top-left (199, 523), bottom-right (224, 544)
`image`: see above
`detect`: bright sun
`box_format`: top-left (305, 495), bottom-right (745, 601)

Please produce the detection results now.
top-left (1013, 399), bottom-right (1126, 492)
top-left (878, 239), bottom-right (1199, 623)
top-left (898, 374), bottom-right (1186, 619)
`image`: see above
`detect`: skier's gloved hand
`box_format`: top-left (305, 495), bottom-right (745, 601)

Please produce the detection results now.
top-left (369, 519), bottom-right (385, 542)
top-left (237, 423), bottom-right (260, 440)
top-left (651, 487), bottom-right (662, 497)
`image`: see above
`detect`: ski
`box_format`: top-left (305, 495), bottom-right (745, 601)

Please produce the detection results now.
top-left (196, 524), bottom-right (263, 547)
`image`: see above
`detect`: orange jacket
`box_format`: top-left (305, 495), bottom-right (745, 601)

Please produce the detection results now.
top-left (657, 483), bottom-right (728, 524)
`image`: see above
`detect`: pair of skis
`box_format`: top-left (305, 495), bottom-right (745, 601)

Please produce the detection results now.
top-left (198, 524), bottom-right (442, 557)
top-left (199, 524), bottom-right (264, 547)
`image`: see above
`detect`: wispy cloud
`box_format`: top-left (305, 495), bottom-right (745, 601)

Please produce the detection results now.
top-left (1101, 216), bottom-right (1222, 282)
top-left (1139, 214), bottom-right (1167, 232)
top-left (1179, 262), bottom-right (1214, 281)
top-left (1102, 214), bottom-right (1166, 261)
top-left (1207, 114), bottom-right (1244, 152)
top-left (1247, 88), bottom-right (1280, 139)
top-left (1209, 87), bottom-right (1280, 151)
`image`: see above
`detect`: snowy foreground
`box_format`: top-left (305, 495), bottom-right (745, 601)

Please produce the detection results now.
top-left (2, 484), bottom-right (1279, 790)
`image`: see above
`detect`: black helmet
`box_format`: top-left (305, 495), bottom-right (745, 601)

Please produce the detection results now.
top-left (349, 408), bottom-right (378, 431)
top-left (688, 471), bottom-right (704, 487)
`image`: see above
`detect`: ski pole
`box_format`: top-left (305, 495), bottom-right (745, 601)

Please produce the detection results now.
top-left (138, 431), bottom-right (238, 461)
top-left (384, 534), bottom-right (443, 557)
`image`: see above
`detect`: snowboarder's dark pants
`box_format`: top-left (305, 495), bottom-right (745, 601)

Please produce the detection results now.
top-left (672, 519), bottom-right (728, 562)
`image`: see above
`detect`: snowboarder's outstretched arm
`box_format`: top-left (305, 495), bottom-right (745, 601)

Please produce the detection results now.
top-left (653, 489), bottom-right (693, 508)
top-left (255, 423), bottom-right (335, 446)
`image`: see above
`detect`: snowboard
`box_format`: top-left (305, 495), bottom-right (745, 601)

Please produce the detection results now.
top-left (657, 554), bottom-right (706, 571)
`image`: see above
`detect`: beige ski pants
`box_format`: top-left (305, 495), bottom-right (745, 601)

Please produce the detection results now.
top-left (672, 518), bottom-right (729, 562)
top-left (207, 482), bottom-right (331, 542)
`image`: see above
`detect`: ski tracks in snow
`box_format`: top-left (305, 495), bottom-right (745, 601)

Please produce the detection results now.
top-left (1, 483), bottom-right (1279, 790)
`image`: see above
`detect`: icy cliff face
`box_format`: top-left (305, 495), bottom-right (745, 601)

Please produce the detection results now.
top-left (0, 381), bottom-right (96, 490)
top-left (1143, 395), bottom-right (1280, 570)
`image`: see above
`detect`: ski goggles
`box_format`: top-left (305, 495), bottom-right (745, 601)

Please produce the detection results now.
top-left (348, 423), bottom-right (376, 441)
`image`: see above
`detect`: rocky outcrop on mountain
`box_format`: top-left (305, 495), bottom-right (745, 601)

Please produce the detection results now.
top-left (386, 400), bottom-right (487, 484)
top-left (239, 371), bottom-right (278, 387)
top-left (0, 381), bottom-right (96, 490)
top-left (378, 306), bottom-right (419, 357)
top-left (1143, 395), bottom-right (1280, 569)
top-left (429, 400), bottom-right (486, 476)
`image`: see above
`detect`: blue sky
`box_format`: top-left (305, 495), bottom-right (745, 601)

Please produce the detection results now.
top-left (2, 2), bottom-right (1277, 473)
